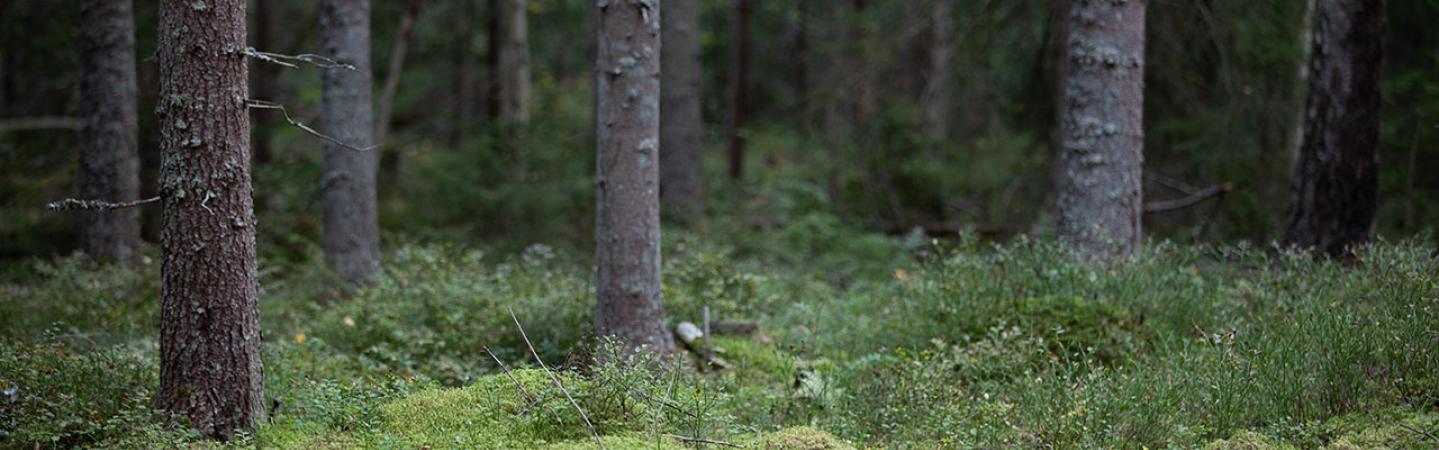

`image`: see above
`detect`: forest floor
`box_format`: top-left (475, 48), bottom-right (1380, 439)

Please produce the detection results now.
top-left (2, 220), bottom-right (1438, 448)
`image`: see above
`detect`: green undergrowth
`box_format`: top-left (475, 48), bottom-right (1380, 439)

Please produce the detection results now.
top-left (2, 229), bottom-right (1437, 448)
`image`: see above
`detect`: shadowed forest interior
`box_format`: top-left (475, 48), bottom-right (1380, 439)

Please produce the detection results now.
top-left (2, 0), bottom-right (1438, 448)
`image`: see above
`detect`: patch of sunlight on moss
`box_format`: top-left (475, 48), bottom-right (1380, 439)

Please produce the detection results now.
top-left (373, 368), bottom-right (632, 449)
top-left (1322, 407), bottom-right (1439, 449)
top-left (713, 336), bottom-right (796, 385)
top-left (1203, 430), bottom-right (1297, 450)
top-left (751, 426), bottom-right (855, 450)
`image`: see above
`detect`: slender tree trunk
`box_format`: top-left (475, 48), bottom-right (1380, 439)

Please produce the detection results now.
top-left (923, 0), bottom-right (954, 141)
top-left (375, 0), bottom-right (421, 179)
top-left (661, 0), bottom-right (704, 224)
top-left (1055, 0), bottom-right (1146, 260)
top-left (78, 0), bottom-right (141, 266)
top-left (725, 0), bottom-right (751, 180)
top-left (595, 0), bottom-right (674, 358)
top-left (1284, 0), bottom-right (1384, 257)
top-left (793, 0), bottom-right (810, 118)
top-left (452, 0), bottom-right (479, 145)
top-left (1287, 0), bottom-right (1317, 168)
top-left (156, 0), bottom-right (263, 439)
top-left (495, 0), bottom-right (531, 123)
top-left (250, 0), bottom-right (277, 166)
top-left (321, 0), bottom-right (382, 285)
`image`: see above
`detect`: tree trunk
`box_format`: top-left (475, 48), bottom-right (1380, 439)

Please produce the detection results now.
top-left (725, 0), bottom-right (751, 180)
top-left (595, 0), bottom-right (674, 358)
top-left (375, 0), bottom-right (421, 180)
top-left (1286, 0), bottom-right (1317, 167)
top-left (660, 0), bottom-right (704, 224)
top-left (1283, 0), bottom-right (1384, 257)
top-left (156, 0), bottom-right (263, 439)
top-left (495, 0), bottom-right (531, 123)
top-left (1055, 0), bottom-right (1146, 260)
top-left (923, 0), bottom-right (954, 141)
top-left (78, 0), bottom-right (142, 266)
top-left (249, 0), bottom-right (277, 166)
top-left (452, 0), bottom-right (479, 145)
top-left (321, 0), bottom-right (382, 285)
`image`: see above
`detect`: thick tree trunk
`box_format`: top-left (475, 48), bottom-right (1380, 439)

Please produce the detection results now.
top-left (1283, 0), bottom-right (1384, 257)
top-left (321, 0), bottom-right (382, 285)
top-left (250, 0), bottom-right (277, 166)
top-left (78, 0), bottom-right (142, 265)
top-left (923, 0), bottom-right (954, 141)
top-left (495, 0), bottom-right (531, 123)
top-left (595, 0), bottom-right (674, 358)
top-left (660, 0), bottom-right (703, 224)
top-left (1055, 0), bottom-right (1146, 260)
top-left (156, 0), bottom-right (263, 439)
top-left (725, 0), bottom-right (751, 180)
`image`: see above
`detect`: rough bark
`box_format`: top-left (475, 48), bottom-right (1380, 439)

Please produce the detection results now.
top-left (321, 0), bottom-right (382, 285)
top-left (1055, 0), bottom-right (1146, 261)
top-left (249, 0), bottom-right (277, 166)
top-left (156, 0), bottom-right (263, 439)
top-left (77, 0), bottom-right (142, 265)
top-left (923, 0), bottom-right (954, 141)
top-left (595, 0), bottom-right (674, 358)
top-left (660, 0), bottom-right (703, 223)
top-left (725, 0), bottom-right (751, 180)
top-left (1283, 0), bottom-right (1384, 257)
top-left (495, 0), bottom-right (531, 123)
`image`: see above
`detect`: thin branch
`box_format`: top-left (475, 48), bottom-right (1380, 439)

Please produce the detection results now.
top-left (483, 346), bottom-right (536, 404)
top-left (1144, 182), bottom-right (1232, 214)
top-left (1399, 423), bottom-right (1439, 444)
top-left (245, 99), bottom-right (378, 152)
top-left (508, 308), bottom-right (605, 450)
top-left (243, 47), bottom-right (356, 71)
top-left (663, 434), bottom-right (744, 448)
top-left (0, 116), bottom-right (82, 134)
top-left (47, 196), bottom-right (159, 211)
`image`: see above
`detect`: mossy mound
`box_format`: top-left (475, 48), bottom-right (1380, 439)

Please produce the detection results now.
top-left (712, 336), bottom-right (797, 385)
top-left (371, 368), bottom-right (643, 449)
top-left (1203, 430), bottom-right (1297, 450)
top-left (537, 433), bottom-right (686, 449)
top-left (752, 426), bottom-right (855, 450)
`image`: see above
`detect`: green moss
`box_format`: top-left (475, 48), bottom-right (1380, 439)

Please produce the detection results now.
top-left (1012, 295), bottom-right (1139, 362)
top-left (752, 426), bottom-right (855, 450)
top-left (1203, 430), bottom-right (1297, 450)
top-left (1321, 407), bottom-right (1439, 449)
top-left (537, 433), bottom-right (686, 449)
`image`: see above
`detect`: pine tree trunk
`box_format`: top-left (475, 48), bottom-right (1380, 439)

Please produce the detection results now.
top-left (725, 0), bottom-right (751, 180)
top-left (1284, 0), bottom-right (1384, 257)
top-left (660, 0), bottom-right (703, 224)
top-left (156, 0), bottom-right (263, 439)
top-left (321, 0), bottom-right (382, 285)
top-left (1055, 0), bottom-right (1146, 261)
top-left (923, 0), bottom-right (954, 141)
top-left (495, 0), bottom-right (531, 123)
top-left (78, 0), bottom-right (141, 265)
top-left (595, 0), bottom-right (674, 358)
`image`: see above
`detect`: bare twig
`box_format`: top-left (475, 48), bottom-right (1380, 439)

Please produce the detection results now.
top-left (0, 116), bottom-right (82, 134)
top-left (47, 196), bottom-right (159, 211)
top-left (508, 308), bottom-right (605, 450)
top-left (245, 99), bottom-right (377, 152)
top-left (243, 47), bottom-right (356, 71)
top-left (483, 346), bottom-right (535, 404)
top-left (663, 434), bottom-right (744, 448)
top-left (1144, 182), bottom-right (1232, 214)
top-left (1399, 423), bottom-right (1439, 444)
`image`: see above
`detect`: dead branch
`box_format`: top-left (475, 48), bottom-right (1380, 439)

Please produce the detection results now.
top-left (508, 308), bottom-right (605, 450)
top-left (1144, 182), bottom-right (1232, 214)
top-left (664, 434), bottom-right (744, 448)
top-left (1399, 423), bottom-right (1439, 444)
top-left (245, 99), bottom-right (377, 152)
top-left (243, 47), bottom-right (356, 71)
top-left (47, 196), bottom-right (159, 211)
top-left (0, 116), bottom-right (82, 134)
top-left (483, 346), bottom-right (536, 404)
